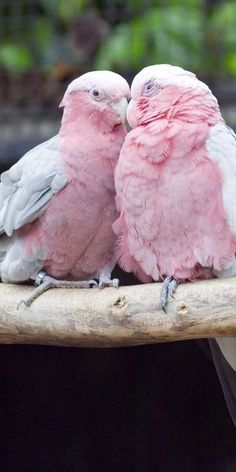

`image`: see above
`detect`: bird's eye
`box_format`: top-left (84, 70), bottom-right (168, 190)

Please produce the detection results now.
top-left (90, 87), bottom-right (105, 101)
top-left (143, 82), bottom-right (158, 96)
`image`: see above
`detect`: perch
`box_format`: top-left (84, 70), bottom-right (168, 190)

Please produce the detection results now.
top-left (0, 278), bottom-right (236, 347)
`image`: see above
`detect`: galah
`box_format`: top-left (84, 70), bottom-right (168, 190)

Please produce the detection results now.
top-left (114, 64), bottom-right (236, 423)
top-left (0, 70), bottom-right (129, 306)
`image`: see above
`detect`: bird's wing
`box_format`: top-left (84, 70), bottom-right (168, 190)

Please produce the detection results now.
top-left (206, 123), bottom-right (236, 425)
top-left (0, 135), bottom-right (68, 236)
top-left (206, 123), bottom-right (236, 236)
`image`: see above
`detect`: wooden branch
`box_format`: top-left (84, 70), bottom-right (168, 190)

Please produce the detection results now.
top-left (0, 278), bottom-right (236, 348)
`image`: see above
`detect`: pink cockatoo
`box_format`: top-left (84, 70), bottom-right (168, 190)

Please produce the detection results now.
top-left (0, 70), bottom-right (130, 306)
top-left (114, 64), bottom-right (236, 423)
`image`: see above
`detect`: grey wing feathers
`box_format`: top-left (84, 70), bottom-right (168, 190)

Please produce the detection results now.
top-left (0, 135), bottom-right (68, 236)
top-left (206, 123), bottom-right (236, 236)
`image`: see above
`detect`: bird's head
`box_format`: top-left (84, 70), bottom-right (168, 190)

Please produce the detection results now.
top-left (128, 64), bottom-right (216, 127)
top-left (60, 70), bottom-right (130, 129)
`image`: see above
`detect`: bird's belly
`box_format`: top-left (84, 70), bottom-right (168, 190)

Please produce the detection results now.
top-left (134, 159), bottom-right (236, 280)
top-left (23, 182), bottom-right (116, 279)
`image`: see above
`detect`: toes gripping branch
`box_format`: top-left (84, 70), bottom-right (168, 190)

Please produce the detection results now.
top-left (160, 276), bottom-right (179, 312)
top-left (17, 272), bottom-right (98, 308)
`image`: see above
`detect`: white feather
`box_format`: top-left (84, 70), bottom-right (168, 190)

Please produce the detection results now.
top-left (206, 123), bottom-right (236, 371)
top-left (131, 64), bottom-right (211, 98)
top-left (206, 123), bottom-right (236, 236)
top-left (215, 338), bottom-right (236, 371)
top-left (0, 135), bottom-right (68, 236)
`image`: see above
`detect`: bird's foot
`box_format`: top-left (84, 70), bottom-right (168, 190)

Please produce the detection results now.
top-left (160, 276), bottom-right (179, 313)
top-left (98, 273), bottom-right (119, 289)
top-left (17, 272), bottom-right (98, 308)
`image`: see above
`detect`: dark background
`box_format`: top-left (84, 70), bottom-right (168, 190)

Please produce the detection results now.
top-left (0, 0), bottom-right (236, 470)
top-left (0, 274), bottom-right (235, 472)
top-left (0, 340), bottom-right (235, 471)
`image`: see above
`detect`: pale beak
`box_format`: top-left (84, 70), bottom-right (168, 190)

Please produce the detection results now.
top-left (59, 99), bottom-right (65, 108)
top-left (111, 97), bottom-right (128, 124)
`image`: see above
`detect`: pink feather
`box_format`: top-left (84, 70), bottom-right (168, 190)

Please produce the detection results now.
top-left (114, 83), bottom-right (236, 282)
top-left (22, 75), bottom-right (128, 280)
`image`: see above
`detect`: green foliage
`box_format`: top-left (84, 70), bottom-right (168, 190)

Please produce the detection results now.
top-left (33, 18), bottom-right (53, 50)
top-left (40, 0), bottom-right (85, 19)
top-left (125, 0), bottom-right (202, 10)
top-left (0, 44), bottom-right (33, 72)
top-left (96, 6), bottom-right (204, 72)
top-left (0, 0), bottom-right (236, 79)
top-left (209, 1), bottom-right (236, 75)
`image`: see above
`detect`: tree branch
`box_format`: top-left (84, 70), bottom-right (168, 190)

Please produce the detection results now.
top-left (0, 278), bottom-right (236, 348)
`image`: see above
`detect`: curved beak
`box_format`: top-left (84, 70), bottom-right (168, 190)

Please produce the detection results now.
top-left (111, 97), bottom-right (128, 124)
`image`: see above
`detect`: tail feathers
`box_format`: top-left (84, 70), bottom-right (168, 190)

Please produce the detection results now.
top-left (0, 235), bottom-right (13, 280)
top-left (215, 257), bottom-right (236, 371)
top-left (0, 235), bottom-right (12, 261)
top-left (216, 337), bottom-right (236, 371)
top-left (115, 235), bottom-right (151, 284)
top-left (210, 339), bottom-right (236, 426)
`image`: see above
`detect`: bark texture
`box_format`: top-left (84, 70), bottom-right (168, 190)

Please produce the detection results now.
top-left (0, 279), bottom-right (236, 347)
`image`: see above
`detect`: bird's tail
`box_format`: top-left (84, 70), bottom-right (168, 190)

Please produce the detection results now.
top-left (209, 339), bottom-right (236, 426)
top-left (215, 337), bottom-right (236, 371)
top-left (212, 261), bottom-right (236, 424)
top-left (0, 234), bottom-right (12, 262)
top-left (0, 234), bottom-right (12, 257)
top-left (0, 235), bottom-right (14, 279)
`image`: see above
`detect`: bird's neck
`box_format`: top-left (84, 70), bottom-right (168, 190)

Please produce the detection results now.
top-left (58, 118), bottom-right (126, 176)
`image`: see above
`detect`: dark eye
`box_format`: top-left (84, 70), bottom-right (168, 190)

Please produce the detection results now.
top-left (90, 87), bottom-right (106, 101)
top-left (144, 82), bottom-right (158, 96)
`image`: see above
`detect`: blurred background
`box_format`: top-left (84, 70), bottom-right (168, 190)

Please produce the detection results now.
top-left (1, 0), bottom-right (236, 166)
top-left (0, 0), bottom-right (236, 470)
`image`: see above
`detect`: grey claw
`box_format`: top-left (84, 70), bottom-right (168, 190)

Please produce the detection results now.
top-left (89, 279), bottom-right (98, 288)
top-left (17, 296), bottom-right (35, 309)
top-left (168, 279), bottom-right (178, 298)
top-left (17, 276), bottom-right (99, 308)
top-left (161, 303), bottom-right (168, 313)
top-left (112, 278), bottom-right (119, 288)
top-left (160, 276), bottom-right (179, 312)
top-left (98, 276), bottom-right (120, 289)
top-left (17, 299), bottom-right (26, 310)
top-left (160, 276), bottom-right (171, 312)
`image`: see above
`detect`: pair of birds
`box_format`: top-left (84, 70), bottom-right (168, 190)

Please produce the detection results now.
top-left (1, 64), bottom-right (236, 422)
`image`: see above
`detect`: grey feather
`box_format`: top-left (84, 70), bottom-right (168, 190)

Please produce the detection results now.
top-left (0, 135), bottom-right (68, 236)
